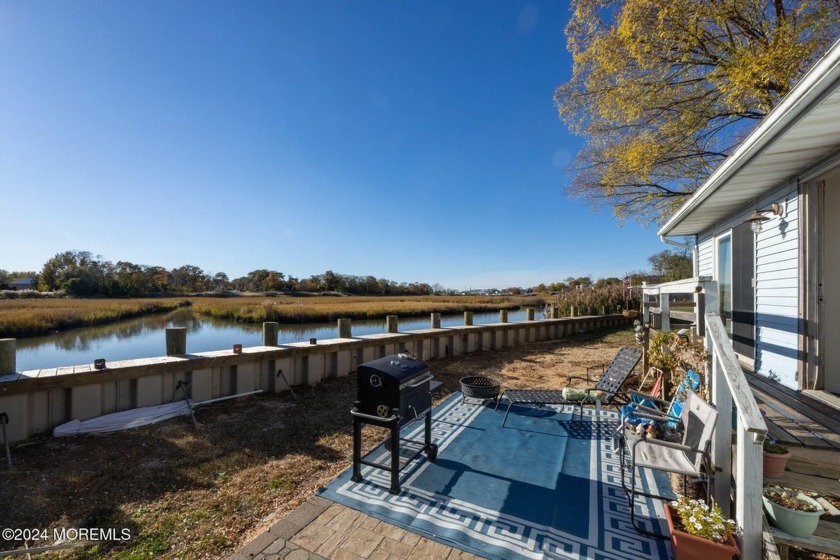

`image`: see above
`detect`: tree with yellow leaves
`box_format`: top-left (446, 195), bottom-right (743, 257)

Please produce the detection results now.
top-left (555, 0), bottom-right (840, 224)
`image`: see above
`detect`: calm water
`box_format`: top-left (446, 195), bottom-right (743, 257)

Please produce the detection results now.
top-left (14, 308), bottom-right (542, 372)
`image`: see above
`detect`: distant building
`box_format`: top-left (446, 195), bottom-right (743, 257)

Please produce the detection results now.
top-left (9, 278), bottom-right (35, 290)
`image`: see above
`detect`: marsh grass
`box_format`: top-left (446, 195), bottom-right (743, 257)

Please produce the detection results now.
top-left (192, 295), bottom-right (544, 324)
top-left (0, 299), bottom-right (187, 338)
top-left (1, 295), bottom-right (546, 340)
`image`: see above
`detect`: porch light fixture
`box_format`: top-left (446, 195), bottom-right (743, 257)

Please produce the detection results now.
top-left (746, 202), bottom-right (785, 233)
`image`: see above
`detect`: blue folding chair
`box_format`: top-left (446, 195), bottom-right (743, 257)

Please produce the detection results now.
top-left (618, 369), bottom-right (701, 434)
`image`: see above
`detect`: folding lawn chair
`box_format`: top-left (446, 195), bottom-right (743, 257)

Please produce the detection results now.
top-left (496, 346), bottom-right (642, 426)
top-left (619, 390), bottom-right (718, 538)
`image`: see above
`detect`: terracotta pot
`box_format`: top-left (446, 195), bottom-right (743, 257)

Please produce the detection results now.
top-left (665, 504), bottom-right (740, 560)
top-left (763, 450), bottom-right (791, 478)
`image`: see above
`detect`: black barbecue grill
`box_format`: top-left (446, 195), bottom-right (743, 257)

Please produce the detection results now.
top-left (351, 353), bottom-right (439, 493)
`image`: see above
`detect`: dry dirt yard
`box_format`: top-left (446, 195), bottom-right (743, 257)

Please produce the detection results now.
top-left (2, 325), bottom-right (831, 559)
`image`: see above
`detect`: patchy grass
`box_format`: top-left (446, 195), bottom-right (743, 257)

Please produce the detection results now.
top-left (0, 326), bottom-right (634, 559)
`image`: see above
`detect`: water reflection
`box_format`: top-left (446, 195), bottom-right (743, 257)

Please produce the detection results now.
top-left (15, 308), bottom-right (538, 372)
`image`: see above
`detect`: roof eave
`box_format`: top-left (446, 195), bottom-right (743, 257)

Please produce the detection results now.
top-left (658, 38), bottom-right (840, 238)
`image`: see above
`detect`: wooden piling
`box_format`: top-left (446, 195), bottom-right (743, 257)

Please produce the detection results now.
top-left (0, 339), bottom-right (15, 375)
top-left (526, 308), bottom-right (535, 321)
top-left (262, 322), bottom-right (279, 346)
top-left (464, 311), bottom-right (473, 326)
top-left (386, 315), bottom-right (398, 333)
top-left (165, 328), bottom-right (187, 356)
top-left (499, 310), bottom-right (508, 323)
top-left (338, 318), bottom-right (352, 338)
top-left (431, 313), bottom-right (441, 329)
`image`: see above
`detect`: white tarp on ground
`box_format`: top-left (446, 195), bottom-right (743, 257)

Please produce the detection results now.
top-left (53, 401), bottom-right (192, 437)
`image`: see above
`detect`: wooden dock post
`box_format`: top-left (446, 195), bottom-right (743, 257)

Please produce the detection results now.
top-left (0, 339), bottom-right (15, 375)
top-left (338, 318), bottom-right (352, 338)
top-left (165, 328), bottom-right (187, 356)
top-left (526, 308), bottom-right (535, 321)
top-left (386, 315), bottom-right (398, 333)
top-left (430, 313), bottom-right (441, 329)
top-left (262, 322), bottom-right (279, 346)
top-left (499, 310), bottom-right (508, 323)
top-left (464, 311), bottom-right (473, 326)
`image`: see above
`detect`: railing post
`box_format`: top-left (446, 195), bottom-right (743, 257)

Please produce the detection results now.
top-left (386, 315), bottom-right (398, 333)
top-left (0, 339), bottom-right (15, 375)
top-left (430, 313), bottom-right (441, 329)
top-left (526, 308), bottom-right (535, 321)
top-left (660, 294), bottom-right (670, 332)
top-left (737, 425), bottom-right (765, 560)
top-left (712, 354), bottom-right (733, 517)
top-left (499, 310), bottom-right (508, 323)
top-left (464, 311), bottom-right (473, 326)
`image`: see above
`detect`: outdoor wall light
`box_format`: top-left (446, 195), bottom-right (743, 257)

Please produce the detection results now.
top-left (746, 202), bottom-right (786, 233)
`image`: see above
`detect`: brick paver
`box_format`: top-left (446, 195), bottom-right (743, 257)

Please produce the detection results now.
top-left (227, 497), bottom-right (484, 560)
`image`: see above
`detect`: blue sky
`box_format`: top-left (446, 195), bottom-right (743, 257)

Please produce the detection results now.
top-left (0, 1), bottom-right (668, 290)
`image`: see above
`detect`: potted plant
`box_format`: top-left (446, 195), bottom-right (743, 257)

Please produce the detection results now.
top-left (763, 438), bottom-right (791, 478)
top-left (649, 331), bottom-right (679, 373)
top-left (763, 486), bottom-right (825, 537)
top-left (665, 497), bottom-right (739, 560)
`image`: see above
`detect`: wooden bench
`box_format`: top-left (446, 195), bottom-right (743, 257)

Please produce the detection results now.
top-left (768, 525), bottom-right (840, 560)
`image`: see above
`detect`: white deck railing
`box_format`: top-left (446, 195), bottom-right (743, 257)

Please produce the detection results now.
top-left (642, 276), bottom-right (717, 336)
top-left (642, 278), bottom-right (768, 558)
top-left (705, 312), bottom-right (768, 559)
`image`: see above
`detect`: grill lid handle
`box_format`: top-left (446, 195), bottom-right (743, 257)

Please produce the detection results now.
top-left (405, 371), bottom-right (435, 388)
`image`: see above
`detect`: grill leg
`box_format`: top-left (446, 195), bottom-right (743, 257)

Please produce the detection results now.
top-left (351, 414), bottom-right (362, 483)
top-left (0, 413), bottom-right (10, 469)
top-left (389, 415), bottom-right (400, 494)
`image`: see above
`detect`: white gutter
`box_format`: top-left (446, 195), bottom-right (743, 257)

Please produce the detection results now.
top-left (659, 235), bottom-right (693, 251)
top-left (658, 37), bottom-right (840, 237)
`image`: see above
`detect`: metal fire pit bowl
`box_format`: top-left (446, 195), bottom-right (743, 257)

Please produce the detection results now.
top-left (459, 376), bottom-right (501, 401)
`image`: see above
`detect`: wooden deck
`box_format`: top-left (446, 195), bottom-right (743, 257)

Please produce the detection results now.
top-left (747, 371), bottom-right (840, 559)
top-left (747, 371), bottom-right (840, 450)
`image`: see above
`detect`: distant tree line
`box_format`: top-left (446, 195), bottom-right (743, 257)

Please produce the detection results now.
top-left (0, 248), bottom-right (692, 297)
top-left (531, 249), bottom-right (692, 294)
top-left (0, 250), bottom-right (445, 297)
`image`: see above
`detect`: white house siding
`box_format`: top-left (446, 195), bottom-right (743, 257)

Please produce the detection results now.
top-left (693, 185), bottom-right (800, 388)
top-left (697, 238), bottom-right (714, 277)
top-left (755, 192), bottom-right (800, 389)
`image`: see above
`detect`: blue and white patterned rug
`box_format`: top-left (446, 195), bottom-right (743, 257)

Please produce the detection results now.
top-left (319, 394), bottom-right (673, 559)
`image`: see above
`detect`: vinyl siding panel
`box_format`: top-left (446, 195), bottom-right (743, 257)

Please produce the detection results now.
top-left (755, 191), bottom-right (799, 389)
top-left (697, 237), bottom-right (714, 276)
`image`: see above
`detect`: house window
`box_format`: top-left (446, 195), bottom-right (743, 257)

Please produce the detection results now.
top-left (717, 235), bottom-right (732, 334)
